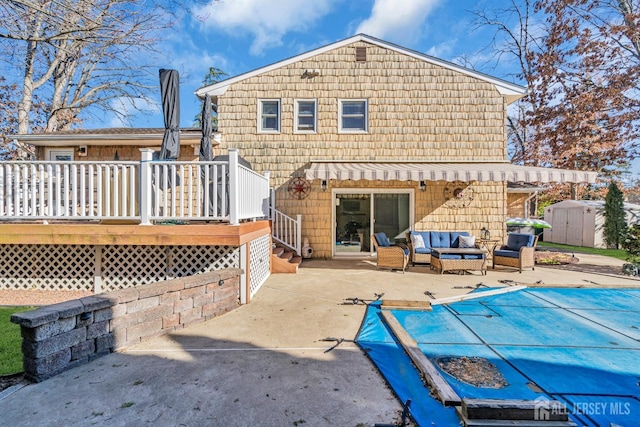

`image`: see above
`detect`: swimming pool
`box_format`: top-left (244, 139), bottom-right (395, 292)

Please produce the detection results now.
top-left (356, 288), bottom-right (640, 426)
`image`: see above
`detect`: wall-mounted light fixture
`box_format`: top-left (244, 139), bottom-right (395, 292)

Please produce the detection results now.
top-left (419, 180), bottom-right (426, 192)
top-left (321, 180), bottom-right (328, 191)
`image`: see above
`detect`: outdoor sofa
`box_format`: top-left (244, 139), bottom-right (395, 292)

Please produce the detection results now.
top-left (405, 231), bottom-right (478, 266)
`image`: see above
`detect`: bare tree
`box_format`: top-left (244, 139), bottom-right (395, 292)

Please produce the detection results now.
top-left (474, 0), bottom-right (640, 200)
top-left (533, 0), bottom-right (640, 176)
top-left (0, 76), bottom-right (45, 158)
top-left (472, 0), bottom-right (546, 166)
top-left (0, 0), bottom-right (176, 136)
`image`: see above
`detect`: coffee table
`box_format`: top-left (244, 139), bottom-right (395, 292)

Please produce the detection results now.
top-left (430, 248), bottom-right (486, 275)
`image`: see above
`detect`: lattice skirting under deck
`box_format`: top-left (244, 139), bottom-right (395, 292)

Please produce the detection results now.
top-left (0, 244), bottom-right (242, 292)
top-left (249, 234), bottom-right (271, 299)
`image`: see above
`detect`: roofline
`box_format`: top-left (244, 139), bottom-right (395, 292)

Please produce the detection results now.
top-left (14, 133), bottom-right (202, 142)
top-left (309, 159), bottom-right (511, 164)
top-left (195, 33), bottom-right (528, 103)
top-left (507, 187), bottom-right (543, 193)
top-left (12, 131), bottom-right (209, 147)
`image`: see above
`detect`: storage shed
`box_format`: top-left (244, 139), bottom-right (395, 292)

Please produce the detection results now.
top-left (543, 200), bottom-right (640, 248)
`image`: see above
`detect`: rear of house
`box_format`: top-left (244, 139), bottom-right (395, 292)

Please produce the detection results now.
top-left (1, 33), bottom-right (597, 299)
top-left (197, 34), bottom-right (595, 259)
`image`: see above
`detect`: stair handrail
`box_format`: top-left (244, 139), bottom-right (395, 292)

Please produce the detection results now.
top-left (271, 208), bottom-right (301, 256)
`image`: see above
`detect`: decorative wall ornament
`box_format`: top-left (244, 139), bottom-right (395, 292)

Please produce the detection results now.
top-left (288, 177), bottom-right (311, 199)
top-left (443, 181), bottom-right (474, 209)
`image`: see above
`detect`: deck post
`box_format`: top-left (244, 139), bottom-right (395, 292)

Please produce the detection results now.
top-left (269, 185), bottom-right (276, 220)
top-left (94, 245), bottom-right (103, 293)
top-left (239, 242), bottom-right (247, 304)
top-left (228, 148), bottom-right (239, 225)
top-left (139, 148), bottom-right (154, 225)
top-left (263, 171), bottom-right (271, 219)
top-left (296, 214), bottom-right (302, 256)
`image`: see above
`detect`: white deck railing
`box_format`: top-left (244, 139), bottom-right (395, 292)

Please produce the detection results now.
top-left (0, 148), bottom-right (270, 224)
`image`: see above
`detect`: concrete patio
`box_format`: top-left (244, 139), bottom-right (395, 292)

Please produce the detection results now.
top-left (0, 255), bottom-right (638, 426)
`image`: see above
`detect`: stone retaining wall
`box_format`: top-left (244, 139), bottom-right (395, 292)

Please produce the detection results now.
top-left (11, 268), bottom-right (242, 382)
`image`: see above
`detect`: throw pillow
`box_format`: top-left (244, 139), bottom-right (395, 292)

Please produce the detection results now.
top-left (458, 235), bottom-right (476, 248)
top-left (411, 233), bottom-right (425, 249)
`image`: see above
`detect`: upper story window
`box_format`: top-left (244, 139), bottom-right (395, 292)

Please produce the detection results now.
top-left (258, 99), bottom-right (280, 133)
top-left (295, 99), bottom-right (317, 133)
top-left (339, 99), bottom-right (368, 133)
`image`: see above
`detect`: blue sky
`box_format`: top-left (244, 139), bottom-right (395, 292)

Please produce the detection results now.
top-left (114, 0), bottom-right (515, 130)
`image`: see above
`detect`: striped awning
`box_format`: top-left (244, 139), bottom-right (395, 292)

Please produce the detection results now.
top-left (305, 162), bottom-right (598, 183)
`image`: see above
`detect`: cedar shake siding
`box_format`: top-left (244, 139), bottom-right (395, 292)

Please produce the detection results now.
top-left (207, 39), bottom-right (518, 258)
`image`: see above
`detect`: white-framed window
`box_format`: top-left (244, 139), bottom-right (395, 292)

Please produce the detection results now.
top-left (339, 99), bottom-right (368, 133)
top-left (258, 99), bottom-right (280, 133)
top-left (295, 99), bottom-right (317, 133)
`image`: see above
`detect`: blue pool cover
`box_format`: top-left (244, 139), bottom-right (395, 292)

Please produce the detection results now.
top-left (356, 288), bottom-right (640, 426)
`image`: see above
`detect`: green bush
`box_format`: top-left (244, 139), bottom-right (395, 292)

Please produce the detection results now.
top-left (623, 224), bottom-right (640, 263)
top-left (604, 181), bottom-right (627, 249)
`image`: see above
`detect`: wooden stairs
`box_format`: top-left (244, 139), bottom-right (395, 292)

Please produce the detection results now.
top-left (271, 244), bottom-right (302, 273)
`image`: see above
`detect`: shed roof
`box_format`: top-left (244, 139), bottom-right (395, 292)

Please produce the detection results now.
top-left (195, 33), bottom-right (528, 104)
top-left (549, 200), bottom-right (640, 210)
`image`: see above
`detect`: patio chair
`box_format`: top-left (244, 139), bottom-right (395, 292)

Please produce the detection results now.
top-left (493, 233), bottom-right (539, 273)
top-left (371, 232), bottom-right (410, 273)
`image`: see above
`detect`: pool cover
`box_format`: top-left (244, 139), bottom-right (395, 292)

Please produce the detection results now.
top-left (356, 288), bottom-right (640, 426)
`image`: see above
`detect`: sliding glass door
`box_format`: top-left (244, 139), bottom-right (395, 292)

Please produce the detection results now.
top-left (334, 190), bottom-right (411, 256)
top-left (335, 194), bottom-right (371, 254)
top-left (372, 193), bottom-right (410, 244)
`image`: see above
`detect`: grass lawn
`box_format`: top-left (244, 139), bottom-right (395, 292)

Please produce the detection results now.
top-left (537, 241), bottom-right (628, 261)
top-left (0, 306), bottom-right (34, 376)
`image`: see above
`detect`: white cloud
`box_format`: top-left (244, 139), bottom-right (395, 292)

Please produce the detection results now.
top-left (194, 0), bottom-right (338, 55)
top-left (426, 41), bottom-right (454, 59)
top-left (108, 96), bottom-right (161, 127)
top-left (176, 52), bottom-right (230, 85)
top-left (356, 0), bottom-right (442, 46)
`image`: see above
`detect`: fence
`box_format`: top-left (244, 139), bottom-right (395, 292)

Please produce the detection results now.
top-left (0, 148), bottom-right (270, 225)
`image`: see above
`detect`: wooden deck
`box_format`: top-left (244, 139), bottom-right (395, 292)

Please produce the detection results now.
top-left (0, 220), bottom-right (271, 246)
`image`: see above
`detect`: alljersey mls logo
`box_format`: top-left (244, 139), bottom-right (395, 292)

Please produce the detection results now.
top-left (534, 397), bottom-right (568, 421)
top-left (573, 401), bottom-right (632, 416)
top-left (534, 396), bottom-right (632, 421)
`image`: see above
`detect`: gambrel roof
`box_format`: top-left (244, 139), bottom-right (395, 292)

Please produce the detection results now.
top-left (195, 33), bottom-right (528, 104)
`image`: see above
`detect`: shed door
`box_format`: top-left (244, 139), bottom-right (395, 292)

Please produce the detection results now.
top-left (551, 208), bottom-right (568, 244)
top-left (566, 207), bottom-right (584, 246)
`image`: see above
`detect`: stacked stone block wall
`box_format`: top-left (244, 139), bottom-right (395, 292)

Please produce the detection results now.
top-left (11, 269), bottom-right (242, 383)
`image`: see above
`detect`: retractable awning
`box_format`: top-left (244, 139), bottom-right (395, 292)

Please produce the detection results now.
top-left (305, 162), bottom-right (597, 184)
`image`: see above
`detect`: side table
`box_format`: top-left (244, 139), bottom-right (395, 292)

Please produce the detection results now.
top-left (477, 239), bottom-right (500, 262)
